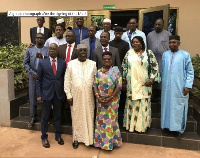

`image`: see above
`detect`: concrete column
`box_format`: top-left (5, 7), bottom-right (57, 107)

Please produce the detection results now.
top-left (0, 69), bottom-right (14, 126)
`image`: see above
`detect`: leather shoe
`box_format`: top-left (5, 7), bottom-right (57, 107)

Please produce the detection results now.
top-left (72, 141), bottom-right (79, 149)
top-left (28, 118), bottom-right (37, 128)
top-left (42, 138), bottom-right (50, 148)
top-left (176, 132), bottom-right (183, 139)
top-left (162, 128), bottom-right (170, 136)
top-left (55, 137), bottom-right (64, 145)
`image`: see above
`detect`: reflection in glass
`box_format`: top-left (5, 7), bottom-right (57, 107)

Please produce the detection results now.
top-left (91, 15), bottom-right (105, 31)
top-left (168, 9), bottom-right (177, 35)
top-left (142, 11), bottom-right (163, 36)
top-left (0, 14), bottom-right (19, 46)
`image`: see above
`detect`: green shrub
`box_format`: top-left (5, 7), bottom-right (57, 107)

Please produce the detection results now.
top-left (192, 54), bottom-right (200, 94)
top-left (0, 43), bottom-right (28, 90)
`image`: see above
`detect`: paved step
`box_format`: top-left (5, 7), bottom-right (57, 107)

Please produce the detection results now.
top-left (151, 102), bottom-right (193, 116)
top-left (10, 116), bottom-right (72, 135)
top-left (121, 128), bottom-right (200, 150)
top-left (10, 116), bottom-right (200, 151)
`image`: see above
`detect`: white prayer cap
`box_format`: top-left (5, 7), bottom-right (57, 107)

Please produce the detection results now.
top-left (77, 44), bottom-right (87, 49)
top-left (56, 18), bottom-right (64, 24)
top-left (103, 18), bottom-right (111, 23)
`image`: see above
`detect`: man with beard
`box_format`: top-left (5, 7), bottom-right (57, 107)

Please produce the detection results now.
top-left (64, 44), bottom-right (96, 149)
top-left (73, 17), bottom-right (88, 44)
top-left (24, 33), bottom-right (49, 128)
top-left (30, 17), bottom-right (52, 44)
top-left (147, 19), bottom-right (171, 101)
top-left (44, 24), bottom-right (66, 47)
top-left (95, 18), bottom-right (115, 41)
top-left (161, 35), bottom-right (194, 139)
top-left (109, 26), bottom-right (129, 63)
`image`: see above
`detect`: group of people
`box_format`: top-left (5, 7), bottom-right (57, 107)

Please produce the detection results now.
top-left (23, 16), bottom-right (194, 150)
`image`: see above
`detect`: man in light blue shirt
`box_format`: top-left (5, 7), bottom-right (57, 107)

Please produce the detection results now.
top-left (122, 18), bottom-right (147, 49)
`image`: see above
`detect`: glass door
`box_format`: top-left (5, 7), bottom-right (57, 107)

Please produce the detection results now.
top-left (87, 11), bottom-right (110, 30)
top-left (138, 4), bottom-right (170, 36)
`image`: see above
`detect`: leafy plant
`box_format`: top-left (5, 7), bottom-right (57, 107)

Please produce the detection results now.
top-left (192, 54), bottom-right (200, 95)
top-left (0, 43), bottom-right (28, 90)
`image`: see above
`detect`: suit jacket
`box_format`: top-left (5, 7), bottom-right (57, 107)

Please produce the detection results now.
top-left (93, 46), bottom-right (122, 72)
top-left (80, 38), bottom-right (101, 58)
top-left (36, 57), bottom-right (66, 101)
top-left (73, 27), bottom-right (89, 44)
top-left (30, 27), bottom-right (52, 44)
top-left (58, 43), bottom-right (78, 61)
top-left (23, 46), bottom-right (49, 75)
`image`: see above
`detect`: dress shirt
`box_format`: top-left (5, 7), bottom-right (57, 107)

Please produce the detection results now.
top-left (49, 57), bottom-right (57, 70)
top-left (102, 45), bottom-right (109, 52)
top-left (37, 27), bottom-right (44, 34)
top-left (66, 42), bottom-right (75, 60)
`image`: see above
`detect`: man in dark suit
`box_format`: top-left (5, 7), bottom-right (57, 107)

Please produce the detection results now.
top-left (58, 30), bottom-right (78, 63)
top-left (93, 32), bottom-right (121, 72)
top-left (73, 17), bottom-right (88, 44)
top-left (36, 43), bottom-right (66, 148)
top-left (80, 25), bottom-right (101, 60)
top-left (30, 17), bottom-right (52, 44)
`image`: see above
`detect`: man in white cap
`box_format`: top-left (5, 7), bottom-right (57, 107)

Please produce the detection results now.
top-left (95, 18), bottom-right (115, 41)
top-left (64, 44), bottom-right (96, 149)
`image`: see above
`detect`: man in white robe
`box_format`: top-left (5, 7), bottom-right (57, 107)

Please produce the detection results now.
top-left (64, 44), bottom-right (97, 149)
top-left (161, 35), bottom-right (194, 139)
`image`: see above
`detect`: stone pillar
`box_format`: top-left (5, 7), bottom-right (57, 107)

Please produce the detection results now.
top-left (0, 69), bottom-right (14, 126)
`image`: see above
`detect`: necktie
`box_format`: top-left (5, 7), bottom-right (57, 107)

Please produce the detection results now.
top-left (39, 28), bottom-right (41, 33)
top-left (104, 47), bottom-right (107, 52)
top-left (79, 28), bottom-right (82, 42)
top-left (52, 59), bottom-right (56, 75)
top-left (128, 32), bottom-right (132, 45)
top-left (89, 39), bottom-right (93, 60)
top-left (66, 44), bottom-right (71, 66)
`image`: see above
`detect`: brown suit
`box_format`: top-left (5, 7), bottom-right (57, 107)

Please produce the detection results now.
top-left (58, 43), bottom-right (78, 61)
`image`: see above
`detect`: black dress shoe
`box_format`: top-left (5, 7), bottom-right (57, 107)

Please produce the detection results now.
top-left (72, 141), bottom-right (79, 149)
top-left (176, 132), bottom-right (183, 139)
top-left (162, 128), bottom-right (170, 136)
top-left (55, 137), bottom-right (64, 145)
top-left (42, 139), bottom-right (50, 148)
top-left (28, 118), bottom-right (37, 128)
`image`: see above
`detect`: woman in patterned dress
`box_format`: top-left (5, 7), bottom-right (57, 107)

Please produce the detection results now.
top-left (93, 51), bottom-right (122, 151)
top-left (122, 36), bottom-right (160, 133)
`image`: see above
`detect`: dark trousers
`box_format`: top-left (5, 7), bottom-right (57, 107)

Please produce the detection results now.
top-left (41, 93), bottom-right (62, 140)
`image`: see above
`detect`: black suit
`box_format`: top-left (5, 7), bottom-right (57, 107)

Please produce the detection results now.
top-left (30, 27), bottom-right (52, 44)
top-left (36, 57), bottom-right (66, 139)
